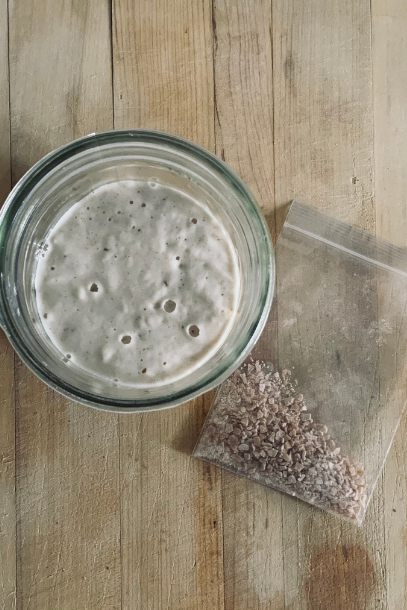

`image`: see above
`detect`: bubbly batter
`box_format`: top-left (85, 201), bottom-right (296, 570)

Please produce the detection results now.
top-left (35, 180), bottom-right (240, 386)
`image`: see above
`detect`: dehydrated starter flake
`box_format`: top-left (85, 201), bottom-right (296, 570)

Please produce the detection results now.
top-left (194, 361), bottom-right (367, 523)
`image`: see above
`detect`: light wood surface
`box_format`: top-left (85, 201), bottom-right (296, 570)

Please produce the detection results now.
top-left (1, 1), bottom-right (407, 609)
top-left (372, 1), bottom-right (407, 608)
top-left (113, 3), bottom-right (224, 610)
top-left (8, 3), bottom-right (121, 610)
top-left (0, 3), bottom-right (15, 610)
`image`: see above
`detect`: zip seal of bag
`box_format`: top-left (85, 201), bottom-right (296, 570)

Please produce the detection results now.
top-left (194, 201), bottom-right (407, 525)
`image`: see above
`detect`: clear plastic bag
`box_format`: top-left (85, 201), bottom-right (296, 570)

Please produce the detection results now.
top-left (194, 201), bottom-right (407, 525)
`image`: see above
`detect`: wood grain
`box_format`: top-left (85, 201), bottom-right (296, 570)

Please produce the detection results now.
top-left (113, 0), bottom-right (214, 148)
top-left (272, 2), bottom-right (383, 610)
top-left (113, 2), bottom-right (224, 609)
top-left (0, 0), bottom-right (10, 205)
top-left (372, 0), bottom-right (407, 608)
top-left (212, 2), bottom-right (285, 609)
top-left (0, 2), bottom-right (15, 609)
top-left (9, 2), bottom-right (121, 609)
top-left (212, 0), bottom-right (275, 223)
top-left (273, 0), bottom-right (375, 233)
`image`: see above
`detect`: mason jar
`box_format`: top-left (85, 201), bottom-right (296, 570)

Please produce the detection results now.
top-left (0, 130), bottom-right (274, 412)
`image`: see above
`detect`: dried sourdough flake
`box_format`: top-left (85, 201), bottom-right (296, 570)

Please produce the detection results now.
top-left (194, 361), bottom-right (367, 523)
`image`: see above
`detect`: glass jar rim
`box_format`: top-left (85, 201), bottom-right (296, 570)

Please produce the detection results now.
top-left (0, 130), bottom-right (275, 412)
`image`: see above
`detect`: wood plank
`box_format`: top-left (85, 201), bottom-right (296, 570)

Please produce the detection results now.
top-left (272, 2), bottom-right (382, 610)
top-left (113, 0), bottom-right (213, 148)
top-left (112, 2), bottom-right (224, 609)
top-left (8, 2), bottom-right (121, 609)
top-left (273, 0), bottom-right (375, 233)
top-left (372, 0), bottom-right (407, 608)
top-left (212, 0), bottom-right (275, 228)
top-left (0, 1), bottom-right (16, 609)
top-left (9, 0), bottom-right (113, 181)
top-left (211, 2), bottom-right (285, 609)
top-left (0, 0), bottom-right (10, 204)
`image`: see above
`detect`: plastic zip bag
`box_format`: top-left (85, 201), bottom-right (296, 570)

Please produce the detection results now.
top-left (194, 201), bottom-right (407, 525)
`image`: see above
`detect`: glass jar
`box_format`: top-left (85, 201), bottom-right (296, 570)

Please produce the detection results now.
top-left (0, 131), bottom-right (274, 412)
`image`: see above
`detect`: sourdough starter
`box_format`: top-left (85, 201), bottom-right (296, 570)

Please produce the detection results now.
top-left (35, 180), bottom-right (240, 386)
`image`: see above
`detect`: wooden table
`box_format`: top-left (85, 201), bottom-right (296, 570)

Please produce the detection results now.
top-left (1, 1), bottom-right (406, 609)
